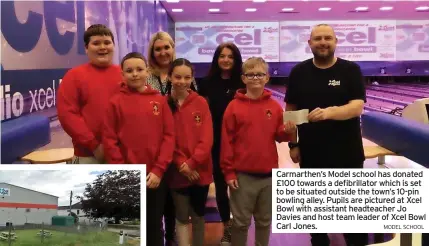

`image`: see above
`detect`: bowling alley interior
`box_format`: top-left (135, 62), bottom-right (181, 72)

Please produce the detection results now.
top-left (1, 0), bottom-right (428, 246)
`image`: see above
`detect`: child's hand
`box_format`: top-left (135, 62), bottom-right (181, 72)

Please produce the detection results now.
top-left (284, 120), bottom-right (297, 134)
top-left (187, 171), bottom-right (200, 182)
top-left (93, 144), bottom-right (104, 162)
top-left (290, 146), bottom-right (301, 163)
top-left (146, 172), bottom-right (161, 189)
top-left (179, 163), bottom-right (193, 177)
top-left (227, 180), bottom-right (239, 190)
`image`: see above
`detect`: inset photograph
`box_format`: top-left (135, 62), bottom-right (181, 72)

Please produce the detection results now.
top-left (0, 169), bottom-right (142, 246)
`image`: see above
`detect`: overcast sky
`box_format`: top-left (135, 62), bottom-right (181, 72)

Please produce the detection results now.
top-left (0, 170), bottom-right (107, 206)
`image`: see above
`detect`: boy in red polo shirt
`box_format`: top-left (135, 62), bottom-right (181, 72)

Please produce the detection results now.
top-left (57, 24), bottom-right (122, 163)
top-left (102, 52), bottom-right (175, 246)
top-left (221, 57), bottom-right (297, 246)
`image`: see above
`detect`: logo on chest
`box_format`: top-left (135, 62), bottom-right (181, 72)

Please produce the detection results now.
top-left (328, 80), bottom-right (341, 86)
top-left (150, 101), bottom-right (160, 115)
top-left (192, 111), bottom-right (202, 126)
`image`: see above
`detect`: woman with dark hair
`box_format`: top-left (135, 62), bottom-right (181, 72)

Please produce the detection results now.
top-left (198, 42), bottom-right (245, 244)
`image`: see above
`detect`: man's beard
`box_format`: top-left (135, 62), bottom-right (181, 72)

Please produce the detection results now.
top-left (312, 48), bottom-right (335, 63)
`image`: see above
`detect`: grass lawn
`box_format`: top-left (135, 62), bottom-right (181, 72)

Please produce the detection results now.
top-left (0, 229), bottom-right (139, 246)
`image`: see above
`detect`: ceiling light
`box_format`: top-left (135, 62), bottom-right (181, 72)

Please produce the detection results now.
top-left (282, 8), bottom-right (294, 11)
top-left (416, 6), bottom-right (429, 11)
top-left (355, 6), bottom-right (368, 11)
top-left (209, 0), bottom-right (223, 2)
top-left (246, 8), bottom-right (257, 12)
top-left (209, 8), bottom-right (220, 12)
top-left (166, 0), bottom-right (179, 2)
top-left (380, 6), bottom-right (393, 11)
top-left (319, 7), bottom-right (331, 11)
top-left (172, 8), bottom-right (183, 12)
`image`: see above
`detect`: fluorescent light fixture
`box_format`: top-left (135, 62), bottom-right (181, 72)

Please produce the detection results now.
top-left (380, 6), bottom-right (393, 11)
top-left (209, 8), bottom-right (220, 12)
top-left (319, 7), bottom-right (331, 11)
top-left (246, 8), bottom-right (257, 12)
top-left (172, 8), bottom-right (183, 12)
top-left (355, 6), bottom-right (368, 11)
top-left (209, 0), bottom-right (223, 2)
top-left (416, 6), bottom-right (429, 11)
top-left (282, 8), bottom-right (294, 11)
top-left (253, 0), bottom-right (266, 2)
top-left (166, 0), bottom-right (180, 2)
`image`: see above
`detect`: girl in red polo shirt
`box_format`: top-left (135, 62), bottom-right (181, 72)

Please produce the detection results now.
top-left (165, 58), bottom-right (213, 246)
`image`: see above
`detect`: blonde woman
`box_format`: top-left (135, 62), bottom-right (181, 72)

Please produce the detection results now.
top-left (146, 31), bottom-right (197, 246)
top-left (147, 31), bottom-right (197, 95)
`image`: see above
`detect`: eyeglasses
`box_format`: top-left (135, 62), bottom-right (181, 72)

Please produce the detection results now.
top-left (244, 73), bottom-right (266, 80)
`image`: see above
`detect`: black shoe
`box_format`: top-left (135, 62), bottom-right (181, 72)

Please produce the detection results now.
top-left (220, 221), bottom-right (232, 244)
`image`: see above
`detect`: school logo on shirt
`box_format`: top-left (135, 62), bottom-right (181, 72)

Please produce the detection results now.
top-left (266, 109), bottom-right (273, 119)
top-left (328, 80), bottom-right (341, 86)
top-left (150, 101), bottom-right (160, 115)
top-left (193, 111), bottom-right (202, 126)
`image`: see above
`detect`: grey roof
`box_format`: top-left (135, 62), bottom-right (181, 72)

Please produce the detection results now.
top-left (0, 182), bottom-right (59, 198)
top-left (58, 202), bottom-right (82, 210)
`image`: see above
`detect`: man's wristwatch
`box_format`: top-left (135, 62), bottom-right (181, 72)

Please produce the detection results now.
top-left (288, 142), bottom-right (299, 149)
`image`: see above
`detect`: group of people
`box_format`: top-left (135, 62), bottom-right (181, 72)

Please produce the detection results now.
top-left (57, 23), bottom-right (368, 246)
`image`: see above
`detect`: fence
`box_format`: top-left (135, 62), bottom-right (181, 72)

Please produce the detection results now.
top-left (0, 220), bottom-right (140, 246)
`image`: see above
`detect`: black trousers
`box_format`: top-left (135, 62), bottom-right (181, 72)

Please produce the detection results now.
top-left (212, 147), bottom-right (231, 223)
top-left (147, 178), bottom-right (168, 246)
top-left (422, 233), bottom-right (428, 246)
top-left (164, 187), bottom-right (176, 241)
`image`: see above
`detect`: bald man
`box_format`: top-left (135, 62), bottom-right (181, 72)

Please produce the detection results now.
top-left (284, 24), bottom-right (368, 246)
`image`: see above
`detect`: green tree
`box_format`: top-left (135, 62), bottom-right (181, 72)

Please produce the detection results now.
top-left (77, 170), bottom-right (140, 223)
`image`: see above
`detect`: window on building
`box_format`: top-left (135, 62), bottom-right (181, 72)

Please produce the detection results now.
top-left (26, 208), bottom-right (30, 213)
top-left (77, 210), bottom-right (80, 215)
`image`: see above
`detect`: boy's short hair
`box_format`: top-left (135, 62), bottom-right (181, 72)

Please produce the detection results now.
top-left (120, 52), bottom-right (147, 69)
top-left (84, 24), bottom-right (115, 47)
top-left (242, 57), bottom-right (269, 74)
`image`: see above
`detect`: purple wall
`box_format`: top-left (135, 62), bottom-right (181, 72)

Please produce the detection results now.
top-left (155, 0), bottom-right (175, 40)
